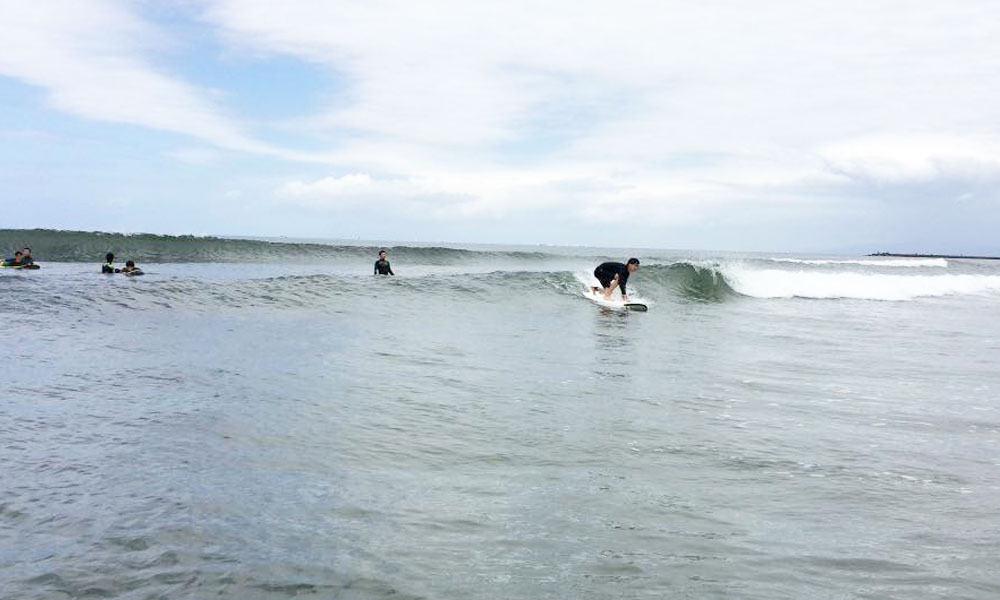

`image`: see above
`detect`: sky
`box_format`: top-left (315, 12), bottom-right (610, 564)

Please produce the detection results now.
top-left (1, 0), bottom-right (999, 252)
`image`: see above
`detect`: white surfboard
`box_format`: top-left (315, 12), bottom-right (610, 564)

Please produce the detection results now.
top-left (584, 289), bottom-right (648, 311)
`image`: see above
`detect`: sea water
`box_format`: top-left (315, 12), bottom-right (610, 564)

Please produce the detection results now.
top-left (2, 232), bottom-right (999, 599)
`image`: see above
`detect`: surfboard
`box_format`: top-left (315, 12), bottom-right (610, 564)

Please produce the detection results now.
top-left (584, 289), bottom-right (648, 311)
top-left (1, 264), bottom-right (40, 269)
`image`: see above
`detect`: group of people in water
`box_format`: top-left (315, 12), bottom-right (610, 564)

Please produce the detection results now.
top-left (3, 247), bottom-right (142, 275)
top-left (102, 253), bottom-right (143, 275)
top-left (2, 247), bottom-right (36, 268)
top-left (5, 245), bottom-right (640, 299)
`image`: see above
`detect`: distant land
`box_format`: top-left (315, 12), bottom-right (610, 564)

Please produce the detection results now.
top-left (870, 252), bottom-right (1000, 260)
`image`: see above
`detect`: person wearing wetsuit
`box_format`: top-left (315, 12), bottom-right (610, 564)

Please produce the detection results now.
top-left (20, 247), bottom-right (34, 266)
top-left (121, 260), bottom-right (142, 275)
top-left (374, 250), bottom-right (394, 275)
top-left (593, 258), bottom-right (640, 300)
top-left (3, 251), bottom-right (23, 267)
top-left (102, 252), bottom-right (120, 273)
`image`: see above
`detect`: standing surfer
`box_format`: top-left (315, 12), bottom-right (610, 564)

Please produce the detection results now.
top-left (593, 258), bottom-right (640, 300)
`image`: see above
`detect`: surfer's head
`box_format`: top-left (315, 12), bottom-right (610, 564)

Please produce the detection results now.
top-left (378, 250), bottom-right (387, 259)
top-left (105, 252), bottom-right (114, 263)
top-left (627, 257), bottom-right (640, 272)
top-left (22, 247), bottom-right (31, 257)
top-left (126, 260), bottom-right (135, 268)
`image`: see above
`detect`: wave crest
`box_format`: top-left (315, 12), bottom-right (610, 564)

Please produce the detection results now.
top-left (722, 266), bottom-right (1000, 300)
top-left (766, 257), bottom-right (948, 268)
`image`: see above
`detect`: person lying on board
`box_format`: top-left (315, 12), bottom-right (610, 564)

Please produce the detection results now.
top-left (102, 252), bottom-right (120, 273)
top-left (374, 249), bottom-right (394, 275)
top-left (592, 258), bottom-right (640, 301)
top-left (121, 260), bottom-right (143, 275)
top-left (2, 251), bottom-right (24, 267)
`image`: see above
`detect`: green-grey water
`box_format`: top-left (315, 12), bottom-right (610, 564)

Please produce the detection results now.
top-left (2, 231), bottom-right (999, 599)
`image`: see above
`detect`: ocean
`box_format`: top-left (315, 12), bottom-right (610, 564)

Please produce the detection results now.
top-left (2, 230), bottom-right (999, 599)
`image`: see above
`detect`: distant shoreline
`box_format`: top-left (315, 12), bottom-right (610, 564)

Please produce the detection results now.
top-left (869, 252), bottom-right (1000, 260)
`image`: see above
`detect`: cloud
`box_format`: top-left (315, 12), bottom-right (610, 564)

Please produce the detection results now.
top-left (5, 0), bottom-right (1000, 249)
top-left (0, 1), bottom-right (326, 161)
top-left (278, 173), bottom-right (477, 218)
top-left (165, 147), bottom-right (223, 164)
top-left (200, 0), bottom-right (1000, 225)
top-left (282, 173), bottom-right (374, 196)
top-left (821, 134), bottom-right (1000, 183)
top-left (275, 167), bottom-right (786, 227)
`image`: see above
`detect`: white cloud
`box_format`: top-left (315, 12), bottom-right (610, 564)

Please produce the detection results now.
top-left (278, 173), bottom-right (478, 218)
top-left (5, 0), bottom-right (1000, 247)
top-left (821, 134), bottom-right (1000, 183)
top-left (201, 0), bottom-right (1000, 225)
top-left (0, 1), bottom-right (327, 161)
top-left (281, 173), bottom-right (373, 196)
top-left (165, 147), bottom-right (222, 164)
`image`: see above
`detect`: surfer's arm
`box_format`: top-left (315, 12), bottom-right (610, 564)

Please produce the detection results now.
top-left (388, 262), bottom-right (394, 275)
top-left (618, 275), bottom-right (628, 297)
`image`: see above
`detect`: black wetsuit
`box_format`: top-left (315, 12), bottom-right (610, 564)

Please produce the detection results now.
top-left (594, 262), bottom-right (630, 295)
top-left (374, 259), bottom-right (394, 275)
top-left (102, 262), bottom-right (117, 273)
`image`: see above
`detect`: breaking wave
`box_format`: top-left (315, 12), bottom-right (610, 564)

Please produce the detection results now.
top-left (720, 265), bottom-right (1000, 300)
top-left (580, 261), bottom-right (1000, 302)
top-left (5, 263), bottom-right (998, 315)
top-left (766, 257), bottom-right (948, 268)
top-left (3, 230), bottom-right (999, 308)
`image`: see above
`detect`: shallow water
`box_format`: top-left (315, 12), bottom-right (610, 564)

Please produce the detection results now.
top-left (2, 241), bottom-right (999, 599)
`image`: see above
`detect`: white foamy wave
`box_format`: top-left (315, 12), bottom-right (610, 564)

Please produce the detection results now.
top-left (723, 267), bottom-right (1000, 300)
top-left (572, 271), bottom-right (651, 306)
top-left (766, 258), bottom-right (948, 268)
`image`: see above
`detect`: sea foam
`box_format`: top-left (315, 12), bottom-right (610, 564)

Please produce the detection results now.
top-left (722, 267), bottom-right (1000, 300)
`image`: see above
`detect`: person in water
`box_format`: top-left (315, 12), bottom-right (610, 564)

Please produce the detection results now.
top-left (102, 252), bottom-right (120, 273)
top-left (3, 251), bottom-right (23, 266)
top-left (374, 250), bottom-right (394, 275)
top-left (20, 247), bottom-right (34, 266)
top-left (593, 258), bottom-right (640, 301)
top-left (121, 260), bottom-right (142, 275)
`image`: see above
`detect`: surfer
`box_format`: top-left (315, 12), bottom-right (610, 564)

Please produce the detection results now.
top-left (20, 248), bottom-right (34, 266)
top-left (3, 251), bottom-right (24, 267)
top-left (593, 258), bottom-right (640, 301)
top-left (102, 252), bottom-right (120, 273)
top-left (121, 260), bottom-right (142, 275)
top-left (374, 250), bottom-right (394, 275)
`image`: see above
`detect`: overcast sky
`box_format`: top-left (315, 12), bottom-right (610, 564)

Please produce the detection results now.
top-left (2, 0), bottom-right (999, 252)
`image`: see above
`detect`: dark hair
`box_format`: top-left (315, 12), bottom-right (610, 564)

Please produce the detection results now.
top-left (627, 257), bottom-right (640, 265)
top-left (14, 251), bottom-right (22, 257)
top-left (22, 247), bottom-right (30, 253)
top-left (106, 252), bottom-right (114, 262)
top-left (126, 260), bottom-right (135, 267)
